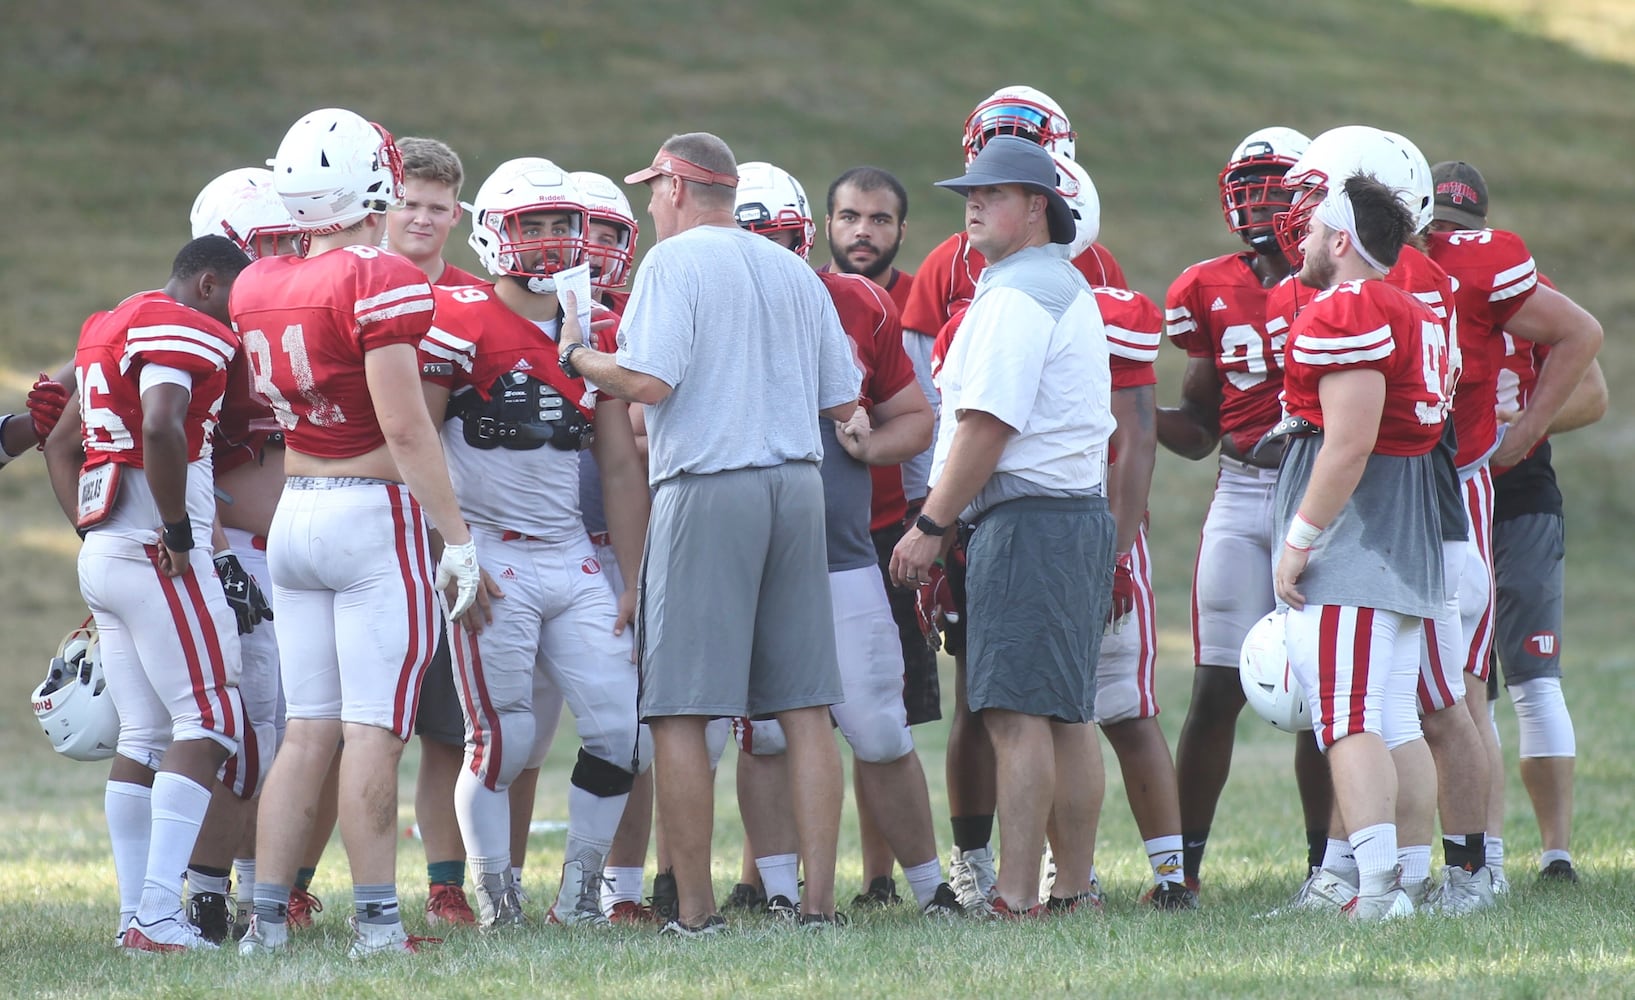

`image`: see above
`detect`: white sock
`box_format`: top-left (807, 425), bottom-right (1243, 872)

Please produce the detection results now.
top-left (902, 858), bottom-right (943, 907)
top-left (755, 853), bottom-right (800, 903)
top-left (1541, 848), bottom-right (1572, 868)
top-left (454, 767), bottom-right (513, 861)
top-left (106, 781), bottom-right (153, 930)
top-left (1322, 838), bottom-right (1358, 882)
top-left (601, 865), bottom-right (645, 908)
top-left (1397, 844), bottom-right (1432, 884)
top-left (1144, 834), bottom-right (1185, 885)
top-left (138, 772), bottom-right (213, 920)
top-left (233, 858), bottom-right (255, 902)
top-left (565, 785), bottom-right (626, 861)
top-left (1349, 823), bottom-right (1398, 896)
top-left (1487, 836), bottom-right (1505, 870)
top-left (187, 866), bottom-right (230, 894)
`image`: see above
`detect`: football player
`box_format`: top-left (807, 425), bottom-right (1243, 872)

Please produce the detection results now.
top-left (232, 108), bottom-right (481, 959)
top-left (1271, 171), bottom-right (1449, 921)
top-left (900, 85), bottom-right (1128, 908)
top-left (1265, 126), bottom-right (1493, 913)
top-left (818, 165), bottom-right (941, 905)
top-left (1427, 160), bottom-right (1604, 886)
top-left (425, 159), bottom-right (651, 929)
top-left (1163, 127), bottom-right (1336, 893)
top-left (726, 162), bottom-right (957, 917)
top-left (177, 167), bottom-right (295, 943)
top-left (388, 136), bottom-right (484, 928)
top-left (43, 235), bottom-right (253, 950)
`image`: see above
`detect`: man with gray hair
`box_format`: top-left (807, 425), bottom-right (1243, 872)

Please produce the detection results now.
top-left (555, 132), bottom-right (861, 935)
top-left (891, 136), bottom-right (1116, 917)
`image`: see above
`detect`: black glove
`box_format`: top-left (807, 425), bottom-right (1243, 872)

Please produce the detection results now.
top-left (214, 550), bottom-right (274, 635)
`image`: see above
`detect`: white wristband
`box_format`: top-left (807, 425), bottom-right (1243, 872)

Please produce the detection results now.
top-left (1285, 512), bottom-right (1324, 551)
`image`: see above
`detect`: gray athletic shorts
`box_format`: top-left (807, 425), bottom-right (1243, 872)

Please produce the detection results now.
top-left (414, 622), bottom-right (464, 746)
top-left (1492, 512), bottom-right (1564, 684)
top-left (965, 495), bottom-right (1115, 724)
top-left (637, 463), bottom-right (843, 720)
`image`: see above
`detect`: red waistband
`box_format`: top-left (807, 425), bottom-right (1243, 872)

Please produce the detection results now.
top-left (588, 531), bottom-right (612, 547)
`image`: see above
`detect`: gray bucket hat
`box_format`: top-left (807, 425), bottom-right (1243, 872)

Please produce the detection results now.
top-left (934, 136), bottom-right (1074, 245)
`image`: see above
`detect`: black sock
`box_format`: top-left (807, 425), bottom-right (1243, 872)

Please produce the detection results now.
top-left (1306, 828), bottom-right (1329, 871)
top-left (1182, 829), bottom-right (1209, 881)
top-left (1444, 833), bottom-right (1487, 871)
top-left (950, 815), bottom-right (994, 854)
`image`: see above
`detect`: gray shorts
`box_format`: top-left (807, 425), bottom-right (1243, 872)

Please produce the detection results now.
top-left (637, 463), bottom-right (843, 720)
top-left (965, 495), bottom-right (1115, 723)
top-left (1492, 512), bottom-right (1564, 684)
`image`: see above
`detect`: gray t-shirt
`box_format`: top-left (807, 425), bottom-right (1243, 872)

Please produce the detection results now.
top-left (616, 225), bottom-right (861, 485)
top-left (1274, 434), bottom-right (1444, 618)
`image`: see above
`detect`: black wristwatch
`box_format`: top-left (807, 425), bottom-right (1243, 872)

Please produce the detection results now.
top-left (915, 513), bottom-right (948, 537)
top-left (559, 342), bottom-right (587, 379)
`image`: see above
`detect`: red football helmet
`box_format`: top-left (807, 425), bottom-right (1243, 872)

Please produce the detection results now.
top-left (1218, 127), bottom-right (1310, 253)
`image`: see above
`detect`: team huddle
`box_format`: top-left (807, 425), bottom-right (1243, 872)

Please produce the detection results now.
top-left (4, 83), bottom-right (1606, 952)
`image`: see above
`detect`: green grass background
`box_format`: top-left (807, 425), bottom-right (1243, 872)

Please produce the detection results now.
top-left (1, 1), bottom-right (1632, 996)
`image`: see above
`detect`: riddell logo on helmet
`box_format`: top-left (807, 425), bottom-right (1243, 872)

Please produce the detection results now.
top-left (33, 697), bottom-right (54, 713)
top-left (1437, 181), bottom-right (1481, 205)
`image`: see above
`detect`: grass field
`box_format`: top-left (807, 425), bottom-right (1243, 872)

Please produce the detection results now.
top-left (2, 1), bottom-right (1633, 997)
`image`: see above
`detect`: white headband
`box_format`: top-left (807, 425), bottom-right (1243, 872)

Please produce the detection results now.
top-left (1315, 188), bottom-right (1390, 274)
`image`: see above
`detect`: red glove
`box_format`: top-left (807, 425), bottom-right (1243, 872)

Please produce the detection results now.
top-left (1108, 551), bottom-right (1135, 625)
top-left (914, 562), bottom-right (956, 650)
top-left (26, 372), bottom-right (69, 448)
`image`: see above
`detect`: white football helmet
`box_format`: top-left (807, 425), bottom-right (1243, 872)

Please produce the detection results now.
top-left (1052, 153), bottom-right (1100, 260)
top-left (569, 170), bottom-right (639, 291)
top-left (1219, 126), bottom-right (1310, 250)
top-left (1273, 124), bottom-right (1430, 265)
top-left (466, 158), bottom-right (588, 294)
top-left (963, 85), bottom-right (1076, 163)
top-left (190, 167), bottom-right (302, 260)
top-left (32, 622), bottom-right (119, 762)
top-left (1381, 130), bottom-right (1436, 233)
top-left (734, 161), bottom-right (815, 260)
top-left (1238, 610), bottom-right (1310, 735)
top-left (270, 108), bottom-right (405, 233)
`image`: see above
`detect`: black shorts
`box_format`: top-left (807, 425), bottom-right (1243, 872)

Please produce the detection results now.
top-left (414, 622), bottom-right (465, 746)
top-left (872, 522), bottom-right (942, 725)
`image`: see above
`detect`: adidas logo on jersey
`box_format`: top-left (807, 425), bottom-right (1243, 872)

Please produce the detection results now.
top-left (500, 567), bottom-right (518, 581)
top-left (512, 358), bottom-right (533, 372)
top-left (1210, 297), bottom-right (1228, 312)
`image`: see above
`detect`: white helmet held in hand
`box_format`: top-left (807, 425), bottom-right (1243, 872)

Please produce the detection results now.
top-left (1239, 610), bottom-right (1310, 734)
top-left (270, 108), bottom-right (405, 233)
top-left (190, 167), bottom-right (302, 260)
top-left (32, 622), bottom-right (119, 762)
top-left (466, 158), bottom-right (588, 294)
top-left (734, 161), bottom-right (815, 260)
top-left (569, 170), bottom-right (639, 291)
top-left (963, 85), bottom-right (1076, 163)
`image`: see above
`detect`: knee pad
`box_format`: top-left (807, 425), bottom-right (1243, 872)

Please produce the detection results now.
top-left (470, 709), bottom-right (536, 792)
top-left (571, 748), bottom-right (636, 798)
top-left (220, 718), bottom-right (276, 800)
top-left (736, 717), bottom-right (787, 757)
top-left (116, 726), bottom-right (169, 771)
top-left (833, 704), bottom-right (913, 764)
top-left (1510, 677), bottom-right (1576, 759)
top-left (704, 717), bottom-right (731, 769)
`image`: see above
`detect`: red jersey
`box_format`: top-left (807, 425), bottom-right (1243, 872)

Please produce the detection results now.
top-left (436, 262), bottom-right (483, 287)
top-left (1426, 228), bottom-right (1539, 466)
top-left (884, 268), bottom-right (915, 316)
top-left (228, 245), bottom-right (435, 460)
top-left (1165, 252), bottom-right (1285, 454)
top-left (1097, 286), bottom-right (1161, 392)
top-left (212, 349), bottom-right (284, 476)
top-left (419, 283), bottom-right (617, 409)
top-left (818, 271), bottom-right (918, 531)
top-left (75, 290), bottom-right (236, 469)
top-left (1496, 273), bottom-right (1554, 416)
top-left (1281, 279), bottom-right (1449, 457)
top-left (900, 231), bottom-right (1126, 337)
